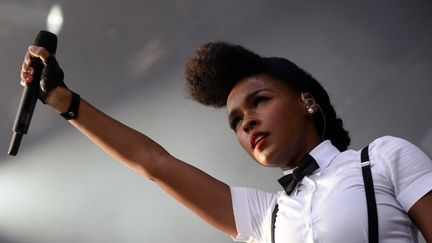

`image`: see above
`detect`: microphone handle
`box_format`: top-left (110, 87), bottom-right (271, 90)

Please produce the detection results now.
top-left (8, 30), bottom-right (56, 156)
top-left (8, 58), bottom-right (43, 156)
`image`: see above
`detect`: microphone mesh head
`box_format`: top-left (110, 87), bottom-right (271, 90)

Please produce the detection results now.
top-left (33, 30), bottom-right (57, 55)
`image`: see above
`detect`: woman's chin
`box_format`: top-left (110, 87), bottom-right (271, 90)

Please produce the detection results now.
top-left (255, 157), bottom-right (280, 168)
top-left (254, 150), bottom-right (278, 166)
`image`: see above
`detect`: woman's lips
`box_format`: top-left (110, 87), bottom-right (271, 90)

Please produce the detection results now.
top-left (251, 132), bottom-right (270, 149)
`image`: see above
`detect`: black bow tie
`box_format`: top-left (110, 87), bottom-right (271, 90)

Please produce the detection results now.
top-left (278, 153), bottom-right (319, 195)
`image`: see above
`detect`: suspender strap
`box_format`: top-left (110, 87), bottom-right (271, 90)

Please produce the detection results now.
top-left (361, 146), bottom-right (379, 243)
top-left (271, 204), bottom-right (279, 243)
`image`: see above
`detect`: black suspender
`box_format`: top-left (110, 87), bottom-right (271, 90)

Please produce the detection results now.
top-left (361, 146), bottom-right (379, 243)
top-left (271, 146), bottom-right (378, 243)
top-left (271, 204), bottom-right (279, 243)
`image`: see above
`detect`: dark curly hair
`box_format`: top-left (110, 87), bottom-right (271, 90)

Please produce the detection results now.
top-left (185, 41), bottom-right (351, 151)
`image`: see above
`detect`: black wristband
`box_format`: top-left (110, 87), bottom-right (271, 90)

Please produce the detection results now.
top-left (60, 91), bottom-right (80, 120)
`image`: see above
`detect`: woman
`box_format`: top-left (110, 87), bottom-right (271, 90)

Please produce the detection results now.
top-left (20, 42), bottom-right (432, 242)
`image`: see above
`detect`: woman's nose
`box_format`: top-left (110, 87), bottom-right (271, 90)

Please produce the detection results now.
top-left (242, 118), bottom-right (258, 133)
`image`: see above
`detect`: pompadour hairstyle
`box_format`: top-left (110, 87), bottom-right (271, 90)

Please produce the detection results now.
top-left (184, 41), bottom-right (351, 151)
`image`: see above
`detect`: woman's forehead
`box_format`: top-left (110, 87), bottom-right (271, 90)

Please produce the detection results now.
top-left (227, 76), bottom-right (267, 107)
top-left (226, 74), bottom-right (292, 110)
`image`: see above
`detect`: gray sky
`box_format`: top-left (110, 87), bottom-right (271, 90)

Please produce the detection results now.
top-left (0, 1), bottom-right (431, 242)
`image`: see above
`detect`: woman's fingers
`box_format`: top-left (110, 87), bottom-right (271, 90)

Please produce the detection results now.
top-left (20, 71), bottom-right (33, 86)
top-left (21, 53), bottom-right (33, 74)
top-left (20, 46), bottom-right (51, 87)
top-left (23, 51), bottom-right (31, 67)
top-left (20, 52), bottom-right (33, 86)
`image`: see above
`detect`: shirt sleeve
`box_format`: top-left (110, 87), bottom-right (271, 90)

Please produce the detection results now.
top-left (369, 136), bottom-right (432, 212)
top-left (230, 187), bottom-right (277, 243)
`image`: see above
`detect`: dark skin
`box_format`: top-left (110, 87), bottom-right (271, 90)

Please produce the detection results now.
top-left (227, 74), bottom-right (321, 170)
top-left (408, 191), bottom-right (432, 241)
top-left (21, 46), bottom-right (432, 241)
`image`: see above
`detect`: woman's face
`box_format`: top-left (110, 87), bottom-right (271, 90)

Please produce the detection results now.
top-left (227, 74), bottom-right (320, 170)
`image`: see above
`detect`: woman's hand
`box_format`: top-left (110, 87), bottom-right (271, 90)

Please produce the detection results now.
top-left (20, 45), bottom-right (71, 113)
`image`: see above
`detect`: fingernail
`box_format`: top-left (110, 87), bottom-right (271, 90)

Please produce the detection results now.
top-left (29, 46), bottom-right (37, 52)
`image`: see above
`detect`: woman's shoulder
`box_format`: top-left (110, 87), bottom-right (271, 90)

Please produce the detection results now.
top-left (367, 137), bottom-right (432, 212)
top-left (334, 136), bottom-right (408, 163)
top-left (367, 135), bottom-right (431, 171)
top-left (369, 135), bottom-right (411, 147)
top-left (368, 135), bottom-right (421, 158)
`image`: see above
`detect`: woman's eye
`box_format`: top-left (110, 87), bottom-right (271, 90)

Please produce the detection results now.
top-left (253, 96), bottom-right (269, 106)
top-left (230, 117), bottom-right (242, 131)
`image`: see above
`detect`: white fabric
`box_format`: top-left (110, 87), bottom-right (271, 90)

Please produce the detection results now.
top-left (230, 136), bottom-right (432, 243)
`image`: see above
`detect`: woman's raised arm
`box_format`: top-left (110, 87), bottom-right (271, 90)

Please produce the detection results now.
top-left (20, 45), bottom-right (237, 237)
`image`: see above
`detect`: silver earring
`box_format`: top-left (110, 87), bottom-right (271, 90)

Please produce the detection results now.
top-left (302, 93), bottom-right (315, 114)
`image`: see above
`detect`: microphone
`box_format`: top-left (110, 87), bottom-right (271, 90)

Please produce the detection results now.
top-left (8, 31), bottom-right (58, 156)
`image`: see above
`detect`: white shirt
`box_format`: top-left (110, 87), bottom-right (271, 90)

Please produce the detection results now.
top-left (230, 136), bottom-right (432, 243)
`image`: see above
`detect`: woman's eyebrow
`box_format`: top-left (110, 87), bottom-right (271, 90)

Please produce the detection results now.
top-left (227, 88), bottom-right (272, 120)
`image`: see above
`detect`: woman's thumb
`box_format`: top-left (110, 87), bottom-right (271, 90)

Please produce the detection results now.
top-left (28, 45), bottom-right (50, 62)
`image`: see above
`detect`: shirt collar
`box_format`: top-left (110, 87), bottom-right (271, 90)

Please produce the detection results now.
top-left (282, 140), bottom-right (340, 175)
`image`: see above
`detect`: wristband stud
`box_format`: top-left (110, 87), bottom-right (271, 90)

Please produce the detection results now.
top-left (60, 91), bottom-right (80, 120)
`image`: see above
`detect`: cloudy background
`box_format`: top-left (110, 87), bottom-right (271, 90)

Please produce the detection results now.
top-left (0, 1), bottom-right (431, 242)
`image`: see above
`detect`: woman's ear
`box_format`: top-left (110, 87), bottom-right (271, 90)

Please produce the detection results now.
top-left (300, 92), bottom-right (316, 114)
